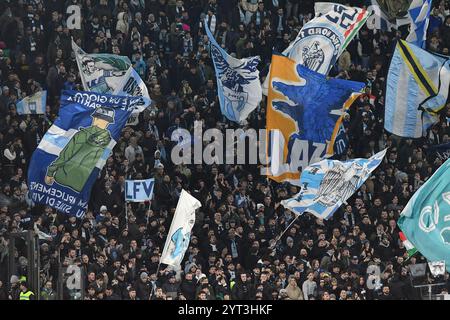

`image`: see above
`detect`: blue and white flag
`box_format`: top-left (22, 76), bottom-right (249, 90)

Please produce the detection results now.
top-left (365, 0), bottom-right (412, 31)
top-left (27, 90), bottom-right (140, 218)
top-left (160, 189), bottom-right (201, 267)
top-left (406, 0), bottom-right (432, 49)
top-left (385, 40), bottom-right (450, 138)
top-left (281, 149), bottom-right (386, 219)
top-left (16, 91), bottom-right (47, 115)
top-left (398, 158), bottom-right (450, 272)
top-left (125, 179), bottom-right (155, 202)
top-left (114, 66), bottom-right (152, 114)
top-left (204, 21), bottom-right (262, 123)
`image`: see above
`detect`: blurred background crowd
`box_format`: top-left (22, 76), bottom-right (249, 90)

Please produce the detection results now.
top-left (0, 0), bottom-right (450, 300)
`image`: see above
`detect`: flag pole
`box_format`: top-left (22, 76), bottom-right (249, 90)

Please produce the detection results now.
top-left (269, 213), bottom-right (300, 250)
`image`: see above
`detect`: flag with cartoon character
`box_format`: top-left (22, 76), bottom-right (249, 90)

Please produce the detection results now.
top-left (72, 40), bottom-right (131, 94)
top-left (27, 90), bottom-right (140, 218)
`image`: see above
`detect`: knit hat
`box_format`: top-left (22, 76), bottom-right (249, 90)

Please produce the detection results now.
top-left (140, 272), bottom-right (148, 280)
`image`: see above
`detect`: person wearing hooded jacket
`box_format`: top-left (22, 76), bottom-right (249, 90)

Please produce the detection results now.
top-left (231, 273), bottom-right (255, 300)
top-left (116, 12), bottom-right (129, 36)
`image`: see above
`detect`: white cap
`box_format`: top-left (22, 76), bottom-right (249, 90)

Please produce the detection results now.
top-left (100, 205), bottom-right (108, 212)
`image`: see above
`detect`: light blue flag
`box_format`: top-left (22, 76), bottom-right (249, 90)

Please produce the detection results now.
top-left (281, 149), bottom-right (386, 219)
top-left (125, 179), bottom-right (155, 202)
top-left (204, 20), bottom-right (262, 123)
top-left (406, 0), bottom-right (433, 49)
top-left (385, 40), bottom-right (450, 138)
top-left (398, 158), bottom-right (450, 272)
top-left (16, 90), bottom-right (47, 114)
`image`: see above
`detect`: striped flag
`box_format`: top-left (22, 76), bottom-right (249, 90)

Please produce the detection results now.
top-left (406, 0), bottom-right (433, 49)
top-left (384, 40), bottom-right (450, 138)
top-left (399, 231), bottom-right (418, 258)
top-left (16, 91), bottom-right (47, 115)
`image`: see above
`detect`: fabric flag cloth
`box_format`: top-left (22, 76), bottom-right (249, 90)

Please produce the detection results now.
top-left (114, 66), bottom-right (152, 114)
top-left (426, 142), bottom-right (450, 162)
top-left (281, 149), bottom-right (387, 219)
top-left (160, 189), bottom-right (201, 267)
top-left (398, 157), bottom-right (450, 272)
top-left (399, 231), bottom-right (418, 258)
top-left (384, 40), bottom-right (450, 138)
top-left (125, 179), bottom-right (155, 202)
top-left (204, 20), bottom-right (262, 123)
top-left (406, 0), bottom-right (432, 49)
top-left (428, 261), bottom-right (446, 277)
top-left (365, 0), bottom-right (412, 31)
top-left (262, 2), bottom-right (368, 95)
top-left (72, 40), bottom-right (131, 94)
top-left (27, 90), bottom-right (142, 218)
top-left (16, 90), bottom-right (47, 115)
top-left (266, 54), bottom-right (365, 185)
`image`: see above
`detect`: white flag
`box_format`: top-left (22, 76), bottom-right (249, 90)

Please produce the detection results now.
top-left (160, 189), bottom-right (201, 267)
top-left (428, 261), bottom-right (446, 277)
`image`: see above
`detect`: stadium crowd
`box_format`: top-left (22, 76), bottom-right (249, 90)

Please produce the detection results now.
top-left (1, 0), bottom-right (450, 300)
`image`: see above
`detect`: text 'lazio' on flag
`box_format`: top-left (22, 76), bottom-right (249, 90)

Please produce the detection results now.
top-left (204, 20), bottom-right (262, 123)
top-left (27, 90), bottom-right (139, 219)
top-left (398, 157), bottom-right (450, 272)
top-left (384, 40), bottom-right (450, 138)
top-left (281, 149), bottom-right (387, 220)
top-left (266, 54), bottom-right (365, 185)
top-left (16, 90), bottom-right (47, 115)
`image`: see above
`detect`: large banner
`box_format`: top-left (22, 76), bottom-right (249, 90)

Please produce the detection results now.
top-left (266, 55), bottom-right (364, 185)
top-left (385, 40), bottom-right (450, 138)
top-left (27, 90), bottom-right (140, 218)
top-left (205, 20), bottom-right (262, 123)
top-left (161, 189), bottom-right (201, 267)
top-left (281, 149), bottom-right (386, 219)
top-left (16, 90), bottom-right (47, 115)
top-left (125, 179), bottom-right (155, 202)
top-left (398, 158), bottom-right (450, 272)
top-left (72, 41), bottom-right (131, 94)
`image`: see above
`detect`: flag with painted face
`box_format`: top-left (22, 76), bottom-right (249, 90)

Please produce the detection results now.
top-left (398, 158), bottom-right (450, 272)
top-left (27, 90), bottom-right (140, 218)
top-left (204, 20), bottom-right (262, 123)
top-left (72, 40), bottom-right (131, 94)
top-left (281, 149), bottom-right (387, 219)
top-left (384, 40), bottom-right (450, 138)
top-left (266, 54), bottom-right (365, 185)
top-left (16, 90), bottom-right (47, 115)
top-left (160, 189), bottom-right (201, 267)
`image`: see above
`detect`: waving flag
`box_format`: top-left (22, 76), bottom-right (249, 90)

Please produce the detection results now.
top-left (263, 3), bottom-right (368, 95)
top-left (365, 0), bottom-right (412, 31)
top-left (204, 21), bottom-right (262, 123)
top-left (426, 142), bottom-right (450, 162)
top-left (266, 55), bottom-right (364, 184)
top-left (125, 179), bottom-right (155, 202)
top-left (161, 189), bottom-right (201, 267)
top-left (406, 0), bottom-right (432, 48)
top-left (281, 149), bottom-right (386, 219)
top-left (385, 40), bottom-right (450, 138)
top-left (16, 91), bottom-right (47, 115)
top-left (72, 40), bottom-right (131, 94)
top-left (398, 158), bottom-right (450, 272)
top-left (27, 90), bottom-right (140, 218)
top-left (399, 231), bottom-right (418, 258)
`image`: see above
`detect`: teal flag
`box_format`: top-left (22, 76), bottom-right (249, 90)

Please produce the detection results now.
top-left (398, 158), bottom-right (450, 271)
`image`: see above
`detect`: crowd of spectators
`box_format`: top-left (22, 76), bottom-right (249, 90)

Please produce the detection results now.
top-left (1, 0), bottom-right (450, 300)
